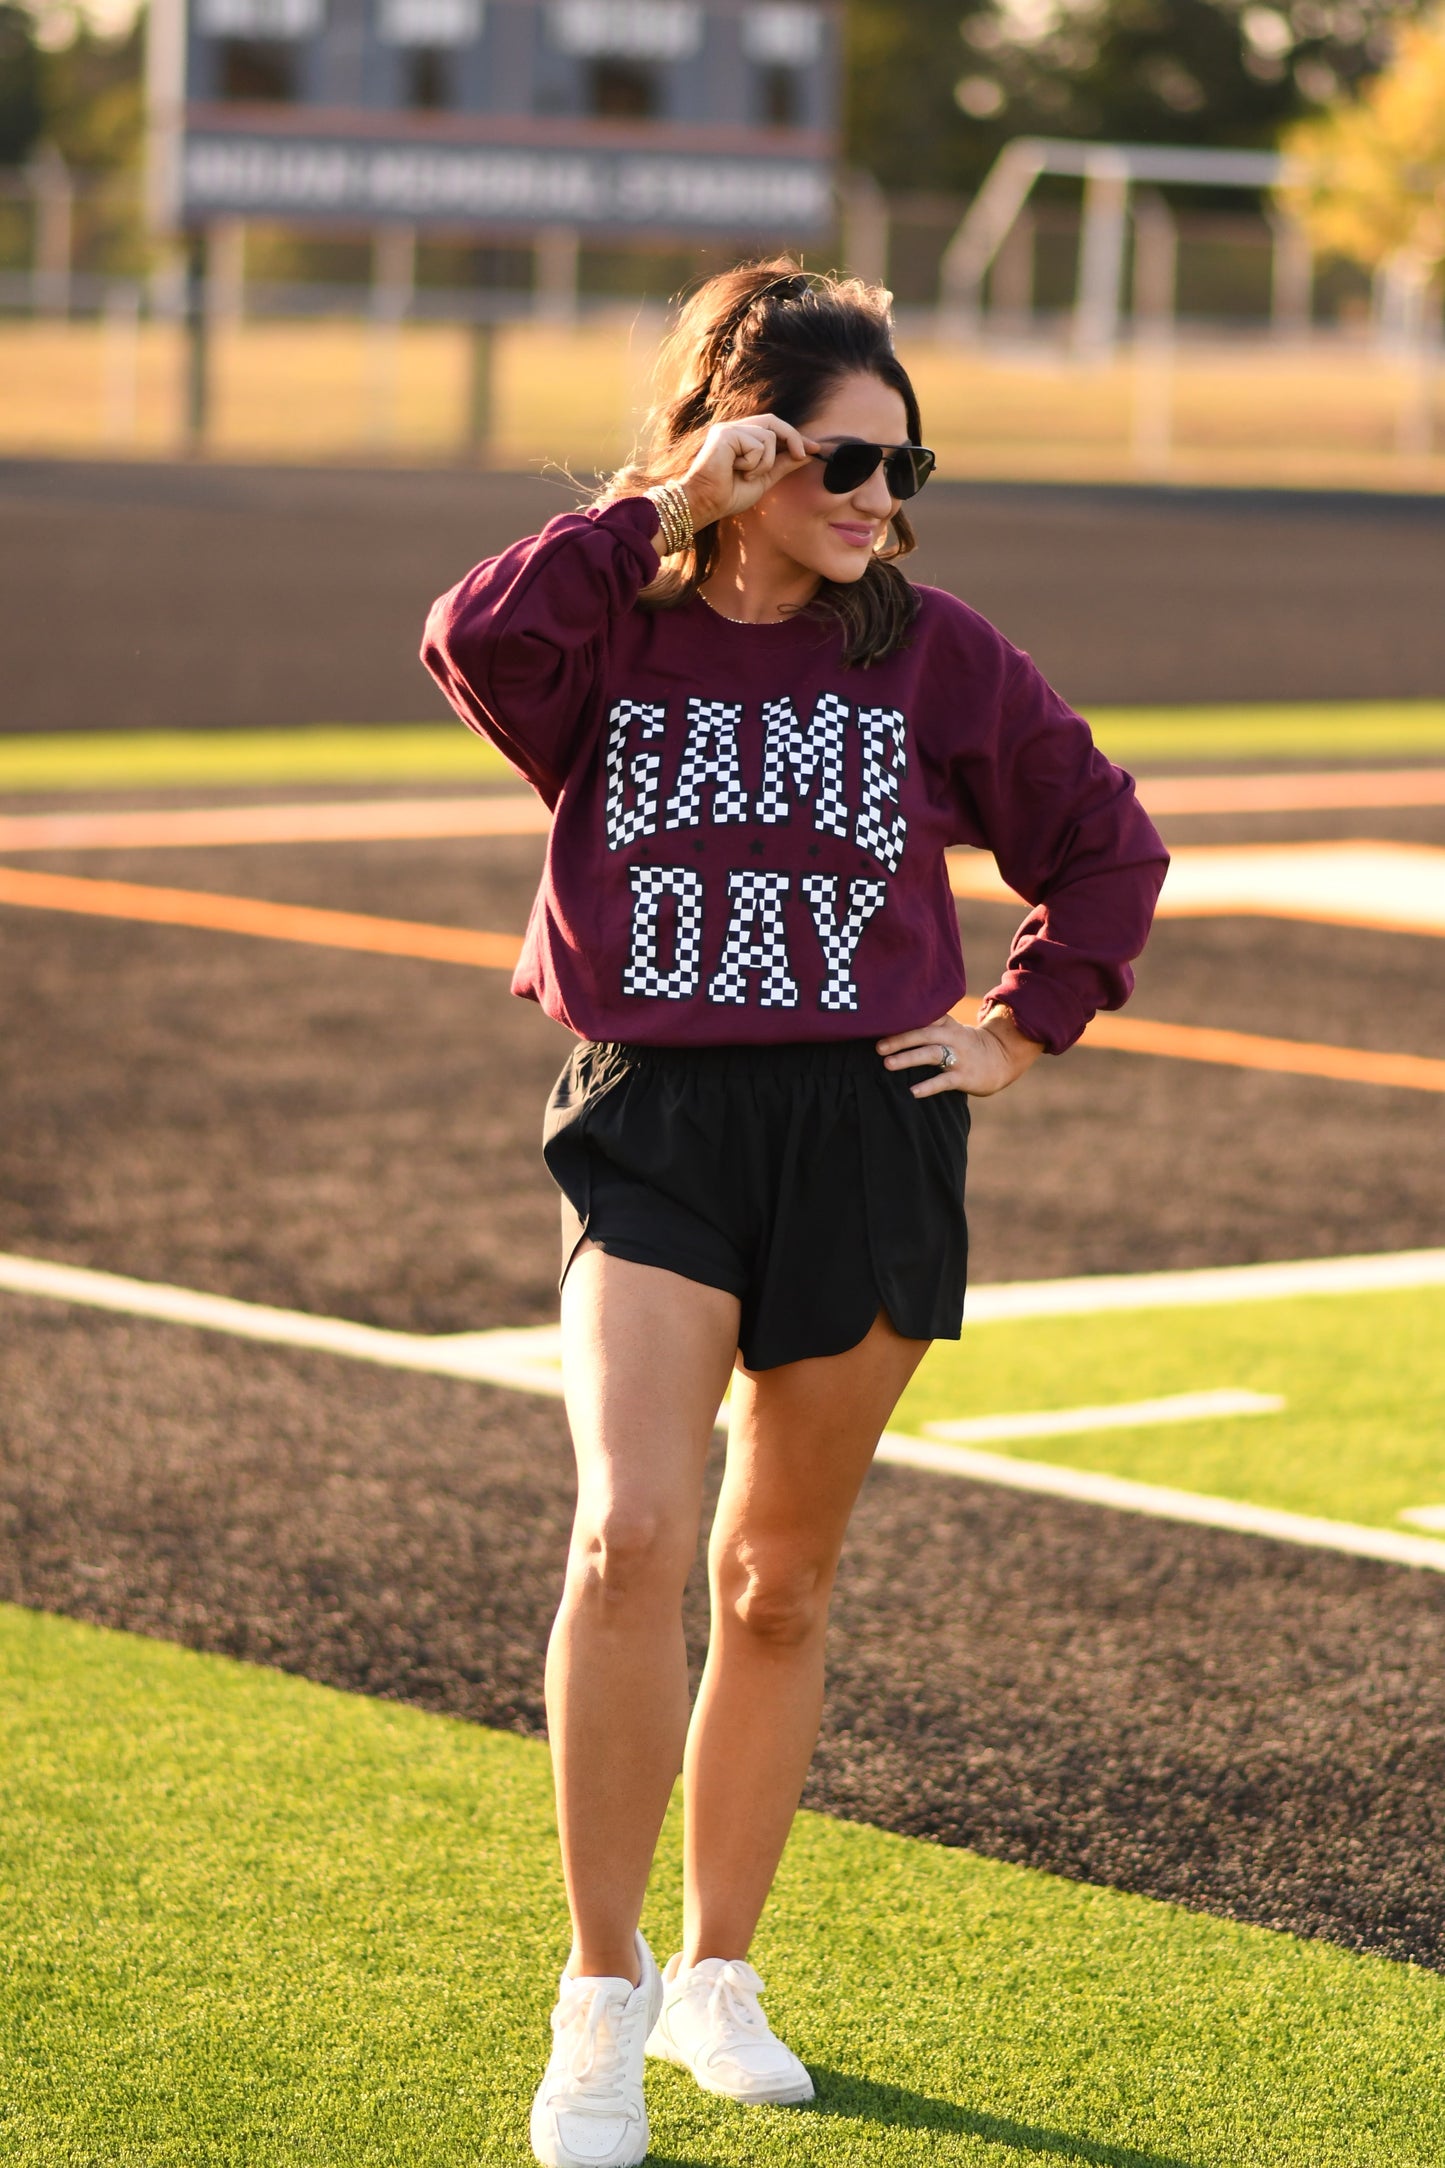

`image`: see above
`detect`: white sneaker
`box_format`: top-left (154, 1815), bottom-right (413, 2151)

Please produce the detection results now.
top-left (645, 1954), bottom-right (814, 2106)
top-left (529, 1932), bottom-right (663, 2168)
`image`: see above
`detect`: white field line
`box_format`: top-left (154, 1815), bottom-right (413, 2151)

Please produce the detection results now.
top-left (0, 795), bottom-right (550, 852)
top-left (1400, 1506), bottom-right (1445, 1532)
top-left (0, 1252), bottom-right (569, 1395)
top-left (5, 1247), bottom-right (1445, 1574)
top-left (948, 838), bottom-right (1445, 937)
top-left (923, 1387), bottom-right (1283, 1444)
top-left (1138, 768), bottom-right (1445, 815)
top-left (961, 1246), bottom-right (1445, 1320)
top-left (871, 1433), bottom-right (1445, 1573)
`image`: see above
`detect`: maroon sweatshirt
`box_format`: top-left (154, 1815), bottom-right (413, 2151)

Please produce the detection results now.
top-left (422, 494), bottom-right (1169, 1055)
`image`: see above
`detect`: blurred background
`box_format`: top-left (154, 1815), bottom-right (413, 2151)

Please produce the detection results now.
top-left (0, 0), bottom-right (1441, 483)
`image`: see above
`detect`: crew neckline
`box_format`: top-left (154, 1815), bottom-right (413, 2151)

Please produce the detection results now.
top-left (689, 589), bottom-right (831, 642)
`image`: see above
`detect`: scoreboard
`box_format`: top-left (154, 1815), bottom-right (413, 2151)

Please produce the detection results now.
top-left (146, 0), bottom-right (840, 239)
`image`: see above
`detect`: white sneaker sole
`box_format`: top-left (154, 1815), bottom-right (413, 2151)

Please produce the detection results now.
top-left (531, 1947), bottom-right (665, 2167)
top-left (646, 2026), bottom-right (815, 2106)
top-left (528, 2102), bottom-right (650, 2168)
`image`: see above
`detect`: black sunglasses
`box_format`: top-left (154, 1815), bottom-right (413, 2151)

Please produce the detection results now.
top-left (810, 440), bottom-right (936, 500)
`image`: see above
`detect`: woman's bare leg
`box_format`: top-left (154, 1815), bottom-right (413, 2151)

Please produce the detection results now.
top-left (549, 1244), bottom-right (740, 1982)
top-left (680, 1312), bottom-right (929, 1964)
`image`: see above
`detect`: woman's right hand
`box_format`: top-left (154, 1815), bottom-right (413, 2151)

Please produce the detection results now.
top-left (678, 414), bottom-right (819, 528)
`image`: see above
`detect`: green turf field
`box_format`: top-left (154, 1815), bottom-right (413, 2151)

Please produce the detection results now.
top-left (1088, 701), bottom-right (1445, 763)
top-left (4, 1604), bottom-right (1444, 2168)
top-left (0, 726), bottom-right (513, 793)
top-left (894, 1285), bottom-right (1445, 1532)
top-left (1, 702), bottom-right (1443, 792)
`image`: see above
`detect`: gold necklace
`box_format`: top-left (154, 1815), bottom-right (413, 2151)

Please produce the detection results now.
top-left (697, 588), bottom-right (802, 626)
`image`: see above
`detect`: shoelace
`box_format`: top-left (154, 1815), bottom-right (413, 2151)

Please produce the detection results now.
top-left (546, 1985), bottom-right (644, 2123)
top-left (700, 1959), bottom-right (770, 2043)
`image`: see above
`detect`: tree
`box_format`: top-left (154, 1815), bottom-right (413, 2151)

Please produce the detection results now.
top-left (40, 9), bottom-right (145, 178)
top-left (845, 0), bottom-right (999, 193)
top-left (1279, 8), bottom-right (1445, 281)
top-left (844, 0), bottom-right (1428, 196)
top-left (0, 2), bottom-right (43, 166)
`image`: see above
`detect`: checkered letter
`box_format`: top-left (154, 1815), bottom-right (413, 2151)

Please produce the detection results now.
top-left (753, 693), bottom-right (850, 837)
top-left (663, 698), bottom-right (749, 829)
top-left (706, 870), bottom-right (799, 1008)
top-left (622, 864), bottom-right (705, 1000)
top-left (603, 698), bottom-right (666, 852)
top-left (801, 873), bottom-right (888, 1012)
top-left (854, 707), bottom-right (908, 873)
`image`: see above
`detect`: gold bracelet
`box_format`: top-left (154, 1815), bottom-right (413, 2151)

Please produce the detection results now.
top-left (651, 480), bottom-right (691, 555)
top-left (645, 479), bottom-right (694, 558)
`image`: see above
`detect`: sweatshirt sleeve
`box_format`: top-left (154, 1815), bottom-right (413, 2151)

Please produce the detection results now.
top-left (420, 494), bottom-right (662, 804)
top-left (956, 643), bottom-right (1170, 1055)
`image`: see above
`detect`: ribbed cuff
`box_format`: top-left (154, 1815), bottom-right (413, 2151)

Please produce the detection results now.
top-left (597, 493), bottom-right (662, 545)
top-left (979, 972), bottom-right (1093, 1056)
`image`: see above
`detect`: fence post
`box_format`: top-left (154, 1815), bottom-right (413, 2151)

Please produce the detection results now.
top-left (1390, 253), bottom-right (1437, 462)
top-left (1073, 149), bottom-right (1130, 360)
top-left (534, 226), bottom-right (580, 322)
top-left (368, 222), bottom-right (416, 447)
top-left (28, 144), bottom-right (73, 319)
top-left (466, 318), bottom-right (496, 463)
top-left (183, 231), bottom-right (209, 453)
top-left (1267, 209), bottom-right (1312, 340)
top-left (102, 282), bottom-right (143, 445)
top-left (1129, 190), bottom-right (1176, 477)
top-left (207, 217), bottom-right (247, 322)
top-left (838, 168), bottom-right (889, 286)
top-left (988, 207), bottom-right (1035, 337)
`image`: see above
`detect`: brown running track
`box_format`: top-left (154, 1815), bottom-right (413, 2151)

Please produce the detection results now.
top-left (4, 462), bottom-right (1445, 729)
top-left (3, 860), bottom-right (1442, 1093)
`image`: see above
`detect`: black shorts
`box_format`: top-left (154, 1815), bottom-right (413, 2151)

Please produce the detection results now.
top-left (541, 1037), bottom-right (970, 1372)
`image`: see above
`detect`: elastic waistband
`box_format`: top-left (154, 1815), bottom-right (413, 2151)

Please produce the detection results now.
top-left (584, 1036), bottom-right (885, 1080)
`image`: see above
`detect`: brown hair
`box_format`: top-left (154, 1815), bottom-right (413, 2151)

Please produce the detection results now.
top-left (601, 259), bottom-right (924, 669)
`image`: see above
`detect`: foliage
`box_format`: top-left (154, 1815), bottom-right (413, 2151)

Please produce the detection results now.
top-left (39, 8), bottom-right (143, 174)
top-left (0, 8), bottom-right (145, 271)
top-left (845, 0), bottom-right (1426, 195)
top-left (844, 0), bottom-right (995, 195)
top-left (0, 1), bottom-right (43, 165)
top-left (1280, 6), bottom-right (1445, 272)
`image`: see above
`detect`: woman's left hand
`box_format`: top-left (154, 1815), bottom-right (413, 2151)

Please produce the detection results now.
top-left (877, 1008), bottom-right (1045, 1098)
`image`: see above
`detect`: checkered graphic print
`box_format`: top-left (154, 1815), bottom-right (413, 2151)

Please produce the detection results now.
top-left (663, 699), bottom-right (749, 830)
top-left (603, 698), bottom-right (666, 853)
top-left (621, 864), bottom-right (705, 1001)
top-left (854, 706), bottom-right (909, 873)
top-left (800, 873), bottom-right (888, 1012)
top-left (706, 869), bottom-right (799, 1008)
top-left (753, 693), bottom-right (849, 837)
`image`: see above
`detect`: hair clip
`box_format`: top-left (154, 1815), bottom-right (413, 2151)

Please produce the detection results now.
top-left (709, 271), bottom-right (811, 378)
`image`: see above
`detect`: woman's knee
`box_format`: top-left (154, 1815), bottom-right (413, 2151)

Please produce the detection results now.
top-left (716, 1541), bottom-right (832, 1649)
top-left (568, 1501), bottom-right (694, 1611)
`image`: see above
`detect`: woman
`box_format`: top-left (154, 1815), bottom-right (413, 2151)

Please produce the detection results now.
top-left (423, 260), bottom-right (1169, 2168)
